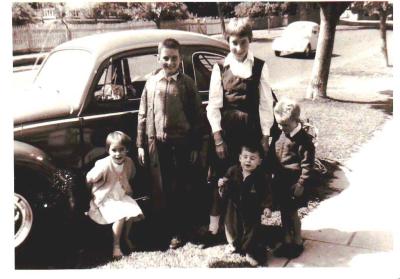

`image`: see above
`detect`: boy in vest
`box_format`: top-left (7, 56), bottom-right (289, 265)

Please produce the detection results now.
top-left (137, 38), bottom-right (202, 249)
top-left (203, 17), bottom-right (275, 247)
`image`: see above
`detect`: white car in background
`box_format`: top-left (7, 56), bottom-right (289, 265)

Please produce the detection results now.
top-left (272, 21), bottom-right (319, 58)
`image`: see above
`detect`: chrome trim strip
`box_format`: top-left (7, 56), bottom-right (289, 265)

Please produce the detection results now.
top-left (16, 117), bottom-right (80, 131)
top-left (14, 110), bottom-right (139, 132)
top-left (82, 110), bottom-right (139, 120)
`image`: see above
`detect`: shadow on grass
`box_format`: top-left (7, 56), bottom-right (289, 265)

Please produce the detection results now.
top-left (308, 158), bottom-right (348, 201)
top-left (326, 90), bottom-right (393, 116)
top-left (252, 37), bottom-right (274, 43)
top-left (208, 260), bottom-right (253, 268)
top-left (278, 53), bottom-right (340, 60)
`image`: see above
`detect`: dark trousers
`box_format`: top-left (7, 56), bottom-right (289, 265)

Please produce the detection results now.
top-left (156, 140), bottom-right (192, 239)
top-left (224, 200), bottom-right (261, 255)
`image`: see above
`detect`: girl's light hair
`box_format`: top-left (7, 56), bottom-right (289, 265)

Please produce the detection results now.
top-left (274, 98), bottom-right (301, 122)
top-left (105, 131), bottom-right (132, 151)
top-left (225, 17), bottom-right (253, 42)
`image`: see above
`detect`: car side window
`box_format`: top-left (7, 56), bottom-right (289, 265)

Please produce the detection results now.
top-left (89, 50), bottom-right (185, 114)
top-left (126, 54), bottom-right (158, 99)
top-left (92, 53), bottom-right (159, 109)
top-left (94, 59), bottom-right (126, 102)
top-left (192, 52), bottom-right (225, 101)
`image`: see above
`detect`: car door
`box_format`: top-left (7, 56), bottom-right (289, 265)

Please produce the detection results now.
top-left (185, 48), bottom-right (227, 169)
top-left (78, 49), bottom-right (159, 175)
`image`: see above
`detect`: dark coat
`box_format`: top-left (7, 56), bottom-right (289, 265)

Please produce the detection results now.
top-left (221, 165), bottom-right (273, 224)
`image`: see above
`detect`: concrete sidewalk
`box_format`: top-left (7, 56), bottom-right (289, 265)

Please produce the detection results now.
top-left (267, 118), bottom-right (398, 269)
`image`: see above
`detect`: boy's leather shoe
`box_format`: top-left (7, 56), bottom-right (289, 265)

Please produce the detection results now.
top-left (201, 231), bottom-right (222, 249)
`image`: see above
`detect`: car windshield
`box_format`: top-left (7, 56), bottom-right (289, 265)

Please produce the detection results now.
top-left (33, 49), bottom-right (93, 104)
top-left (284, 24), bottom-right (312, 37)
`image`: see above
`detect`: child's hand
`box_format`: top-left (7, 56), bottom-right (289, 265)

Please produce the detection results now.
top-left (218, 177), bottom-right (228, 187)
top-left (263, 208), bottom-right (272, 218)
top-left (293, 183), bottom-right (304, 198)
top-left (190, 150), bottom-right (198, 164)
top-left (215, 142), bottom-right (227, 159)
top-left (138, 148), bottom-right (146, 166)
top-left (260, 135), bottom-right (270, 155)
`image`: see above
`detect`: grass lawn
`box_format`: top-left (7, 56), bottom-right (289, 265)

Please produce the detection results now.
top-left (80, 36), bottom-right (393, 269)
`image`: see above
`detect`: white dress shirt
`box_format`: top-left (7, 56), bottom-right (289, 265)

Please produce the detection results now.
top-left (206, 51), bottom-right (274, 136)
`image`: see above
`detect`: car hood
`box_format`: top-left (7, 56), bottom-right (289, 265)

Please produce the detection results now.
top-left (14, 86), bottom-right (78, 126)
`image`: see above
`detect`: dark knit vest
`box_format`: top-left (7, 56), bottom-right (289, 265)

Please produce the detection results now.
top-left (218, 57), bottom-right (264, 141)
top-left (221, 57), bottom-right (263, 115)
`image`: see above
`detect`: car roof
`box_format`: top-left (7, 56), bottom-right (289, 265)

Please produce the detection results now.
top-left (288, 21), bottom-right (319, 28)
top-left (53, 29), bottom-right (229, 58)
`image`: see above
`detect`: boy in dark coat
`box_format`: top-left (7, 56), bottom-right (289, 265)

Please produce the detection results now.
top-left (218, 143), bottom-right (273, 266)
top-left (270, 98), bottom-right (315, 259)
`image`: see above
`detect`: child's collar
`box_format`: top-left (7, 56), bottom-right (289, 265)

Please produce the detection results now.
top-left (224, 50), bottom-right (255, 66)
top-left (155, 69), bottom-right (180, 81)
top-left (290, 123), bottom-right (302, 137)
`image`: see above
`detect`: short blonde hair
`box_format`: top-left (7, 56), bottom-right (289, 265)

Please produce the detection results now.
top-left (105, 131), bottom-right (132, 151)
top-left (225, 17), bottom-right (253, 42)
top-left (274, 98), bottom-right (301, 123)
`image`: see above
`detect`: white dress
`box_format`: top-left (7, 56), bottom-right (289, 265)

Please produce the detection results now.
top-left (88, 158), bottom-right (144, 225)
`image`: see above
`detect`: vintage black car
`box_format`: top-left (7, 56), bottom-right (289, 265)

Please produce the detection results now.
top-left (14, 29), bottom-right (230, 267)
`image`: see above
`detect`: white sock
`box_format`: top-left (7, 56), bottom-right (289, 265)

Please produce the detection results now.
top-left (209, 215), bottom-right (220, 234)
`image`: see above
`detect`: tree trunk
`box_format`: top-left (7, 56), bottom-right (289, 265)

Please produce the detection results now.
top-left (217, 2), bottom-right (225, 36)
top-left (298, 2), bottom-right (309, 21)
top-left (61, 18), bottom-right (72, 41)
top-left (155, 19), bottom-right (161, 29)
top-left (306, 2), bottom-right (350, 99)
top-left (378, 7), bottom-right (389, 67)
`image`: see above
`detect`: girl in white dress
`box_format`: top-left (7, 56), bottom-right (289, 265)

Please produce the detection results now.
top-left (86, 131), bottom-right (144, 259)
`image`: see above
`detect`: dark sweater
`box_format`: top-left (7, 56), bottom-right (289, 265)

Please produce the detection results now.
top-left (272, 127), bottom-right (315, 188)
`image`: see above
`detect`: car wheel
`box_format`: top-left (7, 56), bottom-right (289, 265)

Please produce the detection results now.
top-left (304, 44), bottom-right (312, 58)
top-left (274, 51), bottom-right (281, 57)
top-left (15, 173), bottom-right (78, 269)
top-left (15, 193), bottom-right (33, 248)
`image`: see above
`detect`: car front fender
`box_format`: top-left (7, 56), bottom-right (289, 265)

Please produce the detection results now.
top-left (14, 140), bottom-right (80, 212)
top-left (14, 140), bottom-right (57, 180)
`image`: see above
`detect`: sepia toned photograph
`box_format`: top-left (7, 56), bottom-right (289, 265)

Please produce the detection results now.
top-left (7, 0), bottom-right (397, 273)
